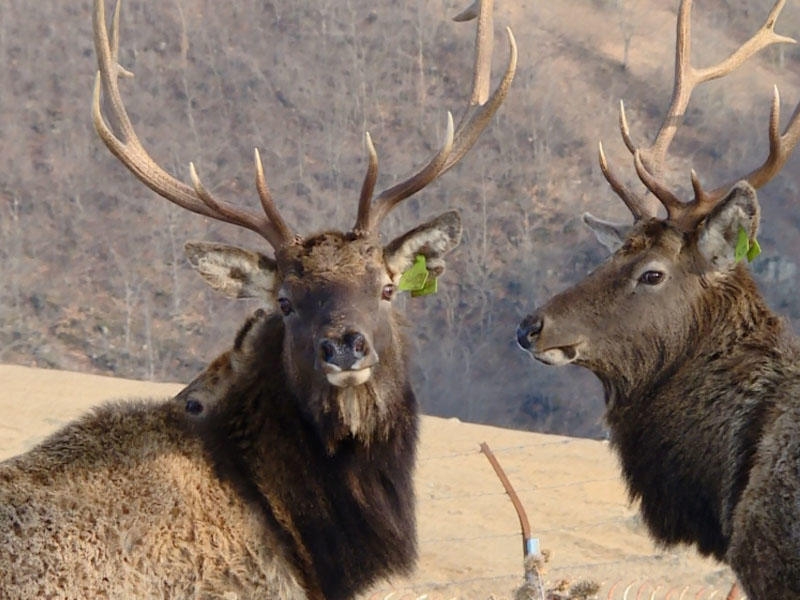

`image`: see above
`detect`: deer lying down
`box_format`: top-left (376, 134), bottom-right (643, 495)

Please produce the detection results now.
top-left (0, 310), bottom-right (316, 599)
top-left (0, 0), bottom-right (516, 598)
top-left (517, 2), bottom-right (800, 598)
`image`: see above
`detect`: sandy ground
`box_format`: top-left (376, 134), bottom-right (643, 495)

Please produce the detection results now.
top-left (0, 364), bottom-right (740, 599)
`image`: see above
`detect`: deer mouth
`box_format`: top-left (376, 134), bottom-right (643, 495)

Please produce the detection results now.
top-left (533, 344), bottom-right (582, 367)
top-left (322, 364), bottom-right (375, 388)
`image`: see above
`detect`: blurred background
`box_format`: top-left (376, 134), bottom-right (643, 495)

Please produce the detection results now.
top-left (2, 0), bottom-right (799, 438)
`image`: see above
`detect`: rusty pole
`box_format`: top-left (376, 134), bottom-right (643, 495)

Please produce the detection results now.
top-left (479, 441), bottom-right (538, 558)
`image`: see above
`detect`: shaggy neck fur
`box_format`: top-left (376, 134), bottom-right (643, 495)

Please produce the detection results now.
top-left (598, 266), bottom-right (799, 559)
top-left (198, 314), bottom-right (418, 600)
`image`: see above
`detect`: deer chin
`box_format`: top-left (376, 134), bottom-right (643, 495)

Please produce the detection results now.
top-left (533, 344), bottom-right (582, 366)
top-left (324, 366), bottom-right (374, 388)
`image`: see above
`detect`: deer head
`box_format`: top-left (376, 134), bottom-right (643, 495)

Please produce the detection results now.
top-left (517, 0), bottom-right (799, 392)
top-left (92, 0), bottom-right (516, 436)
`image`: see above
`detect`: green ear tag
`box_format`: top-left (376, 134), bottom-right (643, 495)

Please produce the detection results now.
top-left (411, 275), bottom-right (438, 297)
top-left (734, 226), bottom-right (749, 263)
top-left (398, 255), bottom-right (438, 296)
top-left (747, 237), bottom-right (762, 262)
top-left (398, 255), bottom-right (429, 291)
top-left (735, 226), bottom-right (761, 263)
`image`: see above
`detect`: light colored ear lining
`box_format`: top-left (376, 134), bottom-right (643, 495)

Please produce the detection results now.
top-left (426, 258), bottom-right (446, 278)
top-left (184, 241), bottom-right (278, 301)
top-left (582, 212), bottom-right (630, 253)
top-left (385, 230), bottom-right (451, 277)
top-left (697, 182), bottom-right (761, 272)
top-left (384, 210), bottom-right (462, 277)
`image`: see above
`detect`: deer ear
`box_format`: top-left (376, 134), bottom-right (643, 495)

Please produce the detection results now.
top-left (184, 242), bottom-right (279, 303)
top-left (583, 213), bottom-right (630, 253)
top-left (697, 181), bottom-right (760, 272)
top-left (384, 210), bottom-right (462, 280)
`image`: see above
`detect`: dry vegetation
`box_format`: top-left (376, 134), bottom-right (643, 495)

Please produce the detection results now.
top-left (1, 0), bottom-right (800, 438)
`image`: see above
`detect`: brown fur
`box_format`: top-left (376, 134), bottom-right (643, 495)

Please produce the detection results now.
top-left (0, 306), bottom-right (418, 600)
top-left (0, 313), bottom-right (306, 599)
top-left (1, 213), bottom-right (461, 600)
top-left (518, 187), bottom-right (800, 599)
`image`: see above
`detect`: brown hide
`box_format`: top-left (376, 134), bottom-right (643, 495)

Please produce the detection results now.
top-left (518, 190), bottom-right (800, 598)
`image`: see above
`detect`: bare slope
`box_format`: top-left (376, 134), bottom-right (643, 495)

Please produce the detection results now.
top-left (1, 0), bottom-right (799, 437)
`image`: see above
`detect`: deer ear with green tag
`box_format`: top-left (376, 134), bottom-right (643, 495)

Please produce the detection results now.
top-left (398, 255), bottom-right (438, 297)
top-left (734, 226), bottom-right (761, 263)
top-left (384, 211), bottom-right (462, 294)
top-left (698, 182), bottom-right (761, 272)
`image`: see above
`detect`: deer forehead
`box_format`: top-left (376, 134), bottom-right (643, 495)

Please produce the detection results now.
top-left (278, 233), bottom-right (386, 282)
top-left (618, 220), bottom-right (684, 260)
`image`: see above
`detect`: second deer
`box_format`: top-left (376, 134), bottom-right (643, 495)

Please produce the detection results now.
top-left (517, 1), bottom-right (800, 598)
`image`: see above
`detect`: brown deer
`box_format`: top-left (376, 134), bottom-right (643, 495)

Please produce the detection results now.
top-left (0, 0), bottom-right (516, 598)
top-left (516, 1), bottom-right (800, 598)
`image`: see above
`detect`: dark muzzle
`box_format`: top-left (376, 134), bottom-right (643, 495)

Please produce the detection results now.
top-left (516, 314), bottom-right (543, 351)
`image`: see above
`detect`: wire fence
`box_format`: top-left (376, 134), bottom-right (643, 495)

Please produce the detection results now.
top-left (361, 435), bottom-right (742, 600)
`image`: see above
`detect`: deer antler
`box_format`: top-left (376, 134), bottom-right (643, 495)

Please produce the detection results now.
top-left (353, 0), bottom-right (517, 235)
top-left (92, 0), bottom-right (296, 249)
top-left (600, 0), bottom-right (800, 229)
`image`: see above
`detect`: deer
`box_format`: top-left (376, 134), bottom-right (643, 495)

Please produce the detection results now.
top-left (0, 0), bottom-right (516, 597)
top-left (515, 1), bottom-right (800, 598)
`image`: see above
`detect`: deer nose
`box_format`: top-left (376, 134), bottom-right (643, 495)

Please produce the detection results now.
top-left (318, 331), bottom-right (371, 370)
top-left (516, 314), bottom-right (543, 351)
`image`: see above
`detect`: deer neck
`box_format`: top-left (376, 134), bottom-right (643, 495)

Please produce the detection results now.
top-left (604, 267), bottom-right (789, 414)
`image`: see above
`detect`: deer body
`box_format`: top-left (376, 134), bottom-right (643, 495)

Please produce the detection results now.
top-left (517, 2), bottom-right (800, 597)
top-left (0, 402), bottom-right (307, 599)
top-left (0, 312), bottom-right (307, 599)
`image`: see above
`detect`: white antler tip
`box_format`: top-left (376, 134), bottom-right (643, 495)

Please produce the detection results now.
top-left (188, 162), bottom-right (201, 188)
top-left (254, 148), bottom-right (268, 183)
top-left (506, 26), bottom-right (517, 50)
top-left (254, 147), bottom-right (265, 170)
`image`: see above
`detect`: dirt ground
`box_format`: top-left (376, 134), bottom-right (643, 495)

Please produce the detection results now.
top-left (0, 364), bottom-right (740, 599)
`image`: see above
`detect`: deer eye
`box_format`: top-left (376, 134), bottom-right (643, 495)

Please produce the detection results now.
top-left (381, 284), bottom-right (395, 301)
top-left (639, 270), bottom-right (665, 286)
top-left (277, 297), bottom-right (293, 315)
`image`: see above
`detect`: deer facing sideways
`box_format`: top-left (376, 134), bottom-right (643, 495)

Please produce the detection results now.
top-left (0, 0), bottom-right (516, 598)
top-left (517, 1), bottom-right (800, 598)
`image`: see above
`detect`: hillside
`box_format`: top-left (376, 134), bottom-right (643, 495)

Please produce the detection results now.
top-left (1, 0), bottom-right (800, 437)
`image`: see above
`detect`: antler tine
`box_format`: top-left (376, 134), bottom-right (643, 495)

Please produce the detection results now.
top-left (355, 133), bottom-right (379, 233)
top-left (597, 102), bottom-right (662, 221)
top-left (643, 0), bottom-right (795, 175)
top-left (442, 25), bottom-right (518, 174)
top-left (354, 0), bottom-right (517, 235)
top-left (598, 142), bottom-right (653, 221)
top-left (618, 100), bottom-right (637, 155)
top-left (606, 0), bottom-right (796, 227)
top-left (703, 86), bottom-right (800, 204)
top-left (360, 113), bottom-right (455, 232)
top-left (254, 149), bottom-right (297, 244)
top-left (92, 0), bottom-right (295, 249)
top-left (632, 151), bottom-right (685, 219)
